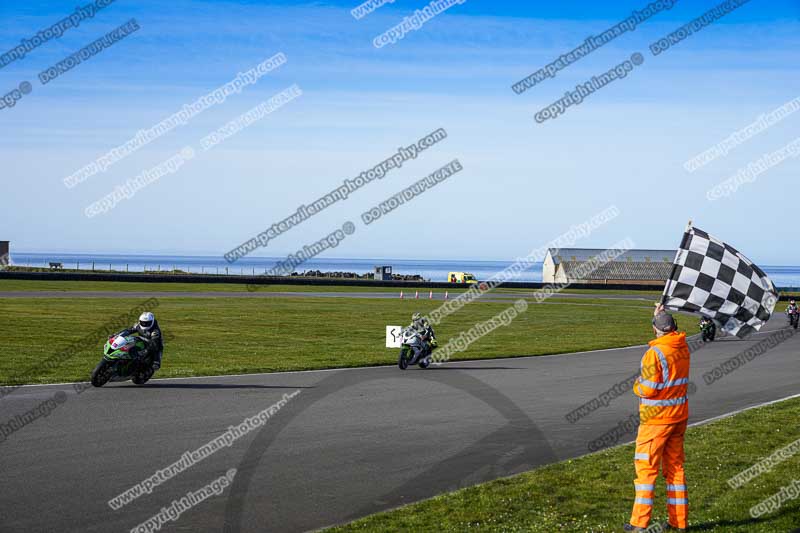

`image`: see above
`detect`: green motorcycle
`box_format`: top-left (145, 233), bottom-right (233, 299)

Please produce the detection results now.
top-left (91, 334), bottom-right (155, 387)
top-left (700, 317), bottom-right (716, 342)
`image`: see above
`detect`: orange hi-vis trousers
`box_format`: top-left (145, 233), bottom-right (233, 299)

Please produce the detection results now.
top-left (630, 421), bottom-right (688, 529)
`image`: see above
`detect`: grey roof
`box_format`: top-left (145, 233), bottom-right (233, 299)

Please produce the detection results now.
top-left (559, 260), bottom-right (674, 281)
top-left (548, 248), bottom-right (676, 265)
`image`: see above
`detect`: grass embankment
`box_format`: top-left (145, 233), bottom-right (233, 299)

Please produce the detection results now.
top-left (329, 397), bottom-right (800, 532)
top-left (0, 295), bottom-right (662, 385)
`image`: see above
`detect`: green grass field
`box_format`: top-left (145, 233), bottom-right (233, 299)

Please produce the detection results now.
top-left (328, 397), bottom-right (800, 532)
top-left (0, 279), bottom-right (470, 293)
top-left (0, 293), bottom-right (665, 385)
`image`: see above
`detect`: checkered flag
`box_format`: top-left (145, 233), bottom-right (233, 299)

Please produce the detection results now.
top-left (662, 225), bottom-right (778, 338)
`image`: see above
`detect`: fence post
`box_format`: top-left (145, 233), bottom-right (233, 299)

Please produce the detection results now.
top-left (92, 261), bottom-right (95, 271)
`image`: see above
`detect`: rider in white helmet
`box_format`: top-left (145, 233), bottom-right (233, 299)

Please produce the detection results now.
top-left (409, 312), bottom-right (437, 355)
top-left (117, 312), bottom-right (164, 371)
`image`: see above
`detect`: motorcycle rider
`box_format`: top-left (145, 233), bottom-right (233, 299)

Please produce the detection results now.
top-left (116, 312), bottom-right (163, 371)
top-left (788, 299), bottom-right (799, 324)
top-left (699, 316), bottom-right (715, 341)
top-left (409, 312), bottom-right (438, 356)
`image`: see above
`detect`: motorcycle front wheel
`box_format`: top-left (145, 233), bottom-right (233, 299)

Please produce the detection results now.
top-left (91, 360), bottom-right (113, 387)
top-left (398, 347), bottom-right (410, 370)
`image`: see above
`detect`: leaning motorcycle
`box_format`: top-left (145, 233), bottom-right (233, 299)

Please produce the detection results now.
top-left (789, 308), bottom-right (799, 330)
top-left (398, 327), bottom-right (432, 370)
top-left (91, 334), bottom-right (156, 387)
top-left (700, 318), bottom-right (716, 342)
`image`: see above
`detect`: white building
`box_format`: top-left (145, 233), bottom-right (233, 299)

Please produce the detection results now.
top-left (542, 248), bottom-right (675, 285)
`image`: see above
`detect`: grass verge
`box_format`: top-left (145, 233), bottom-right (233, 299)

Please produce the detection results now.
top-left (327, 397), bottom-right (800, 532)
top-left (0, 295), bottom-right (665, 385)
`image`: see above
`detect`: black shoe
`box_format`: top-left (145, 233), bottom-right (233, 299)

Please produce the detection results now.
top-left (623, 525), bottom-right (646, 532)
top-left (645, 523), bottom-right (683, 533)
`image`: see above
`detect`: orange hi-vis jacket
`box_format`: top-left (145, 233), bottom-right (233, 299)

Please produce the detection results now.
top-left (633, 331), bottom-right (691, 425)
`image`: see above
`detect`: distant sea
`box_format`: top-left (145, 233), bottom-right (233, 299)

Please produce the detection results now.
top-left (7, 253), bottom-right (800, 288)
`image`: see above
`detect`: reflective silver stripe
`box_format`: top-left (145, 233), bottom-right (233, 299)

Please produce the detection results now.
top-left (638, 377), bottom-right (689, 390)
top-left (652, 346), bottom-right (669, 383)
top-left (639, 379), bottom-right (661, 389)
top-left (667, 484), bottom-right (687, 491)
top-left (668, 497), bottom-right (688, 505)
top-left (635, 497), bottom-right (653, 505)
top-left (640, 396), bottom-right (687, 406)
top-left (635, 484), bottom-right (654, 491)
top-left (634, 453), bottom-right (649, 461)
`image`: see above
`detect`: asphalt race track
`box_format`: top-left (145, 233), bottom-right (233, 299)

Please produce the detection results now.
top-left (1, 318), bottom-right (798, 532)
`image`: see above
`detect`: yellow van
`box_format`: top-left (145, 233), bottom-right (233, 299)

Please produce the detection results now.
top-left (448, 272), bottom-right (478, 284)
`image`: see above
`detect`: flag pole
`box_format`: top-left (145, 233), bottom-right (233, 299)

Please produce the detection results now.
top-left (661, 219), bottom-right (693, 305)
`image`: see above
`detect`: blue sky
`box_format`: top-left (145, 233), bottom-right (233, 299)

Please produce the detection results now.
top-left (1, 0), bottom-right (798, 264)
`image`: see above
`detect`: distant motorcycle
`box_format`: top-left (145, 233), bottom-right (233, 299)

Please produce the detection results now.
top-left (789, 308), bottom-right (799, 330)
top-left (398, 327), bottom-right (432, 370)
top-left (700, 317), bottom-right (716, 342)
top-left (91, 334), bottom-right (157, 387)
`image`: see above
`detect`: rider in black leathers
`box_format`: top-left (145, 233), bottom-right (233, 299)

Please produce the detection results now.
top-left (117, 312), bottom-right (163, 370)
top-left (410, 312), bottom-right (437, 356)
top-left (787, 299), bottom-right (799, 325)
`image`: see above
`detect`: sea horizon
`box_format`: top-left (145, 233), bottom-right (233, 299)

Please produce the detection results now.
top-left (6, 252), bottom-right (800, 287)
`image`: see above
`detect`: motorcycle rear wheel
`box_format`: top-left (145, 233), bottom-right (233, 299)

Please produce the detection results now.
top-left (91, 360), bottom-right (113, 387)
top-left (132, 368), bottom-right (154, 385)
